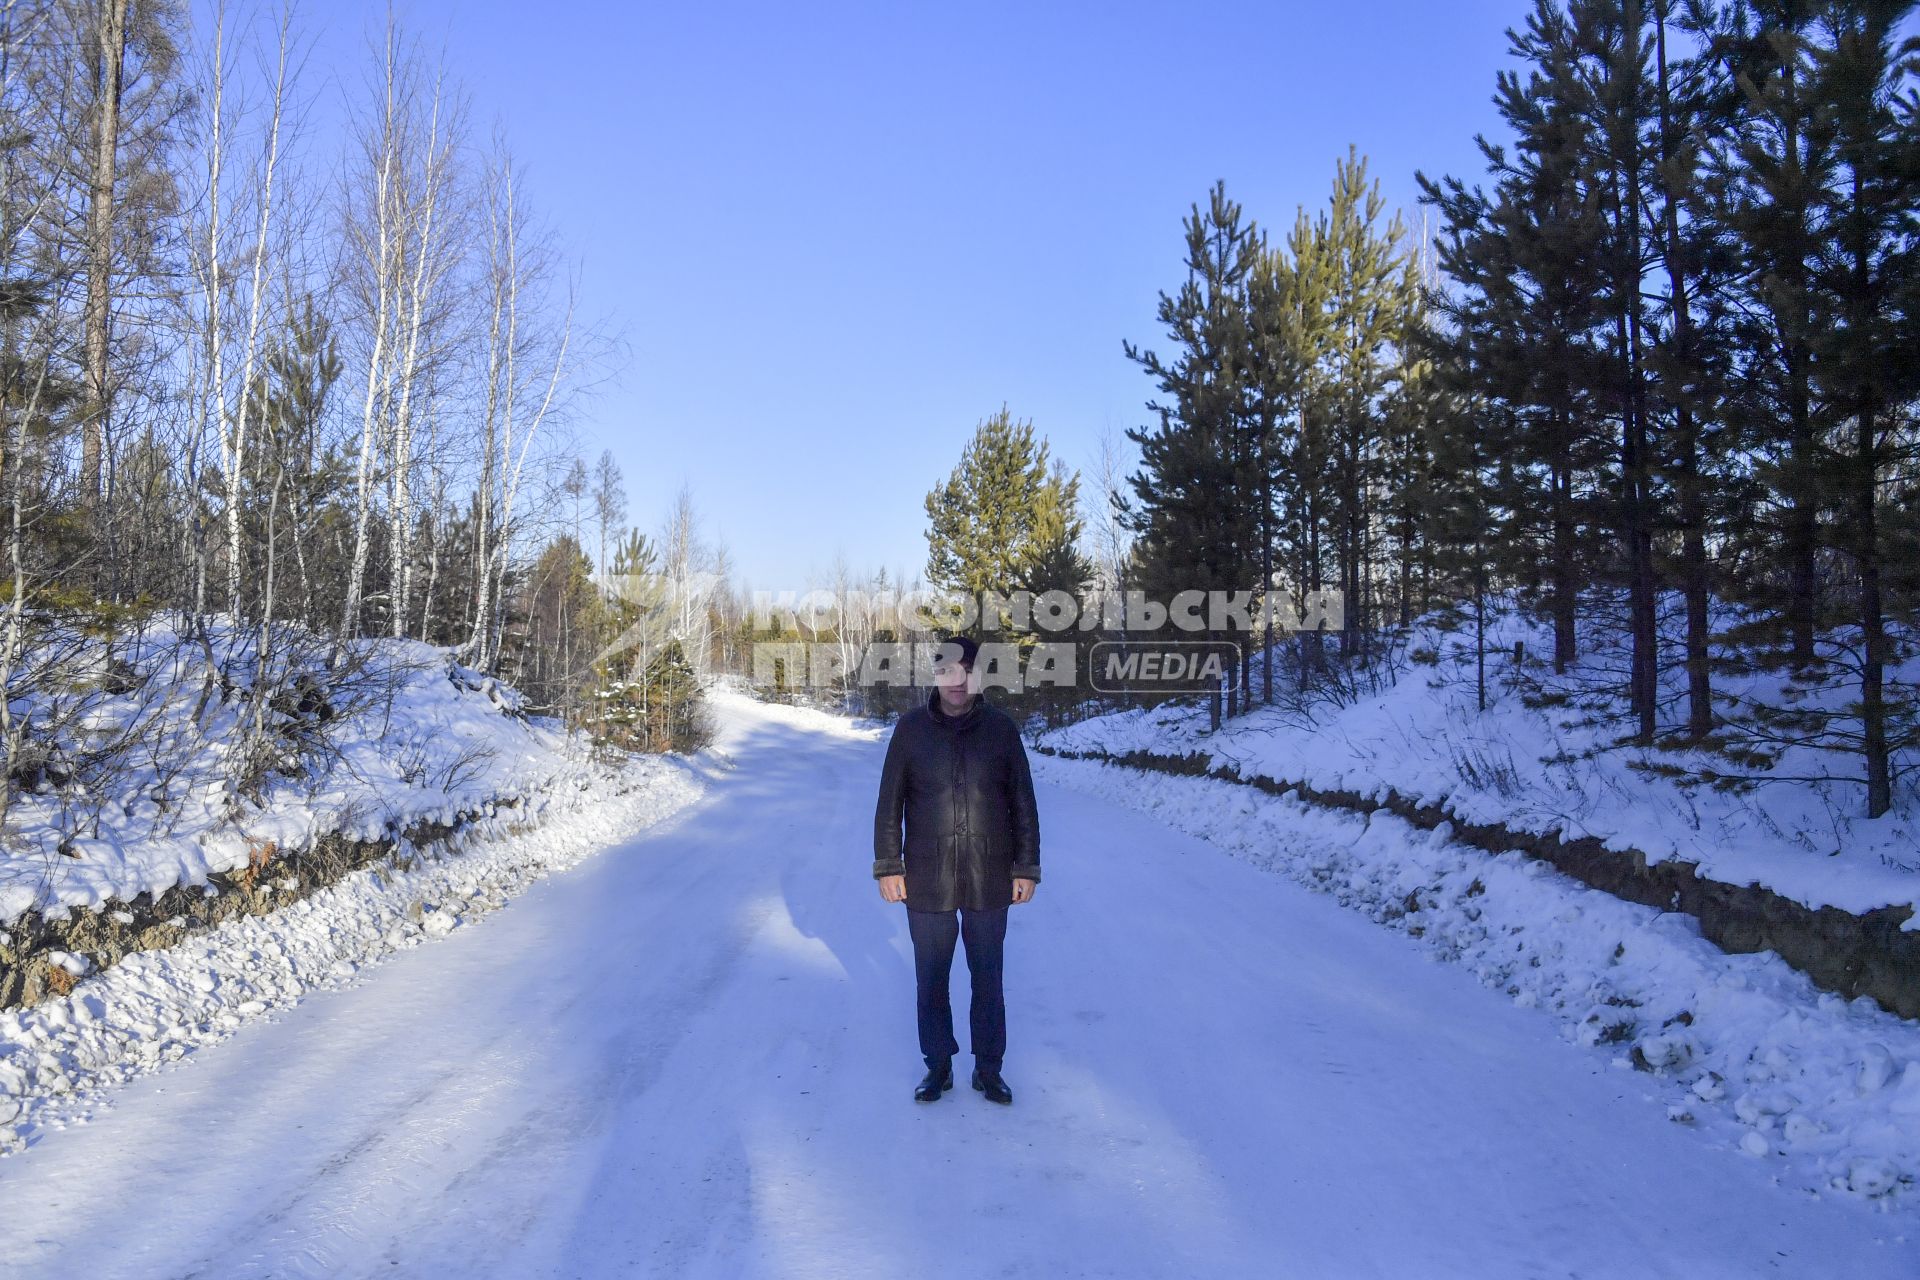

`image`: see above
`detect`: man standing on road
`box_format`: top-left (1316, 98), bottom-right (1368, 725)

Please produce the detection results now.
top-left (872, 634), bottom-right (1042, 1105)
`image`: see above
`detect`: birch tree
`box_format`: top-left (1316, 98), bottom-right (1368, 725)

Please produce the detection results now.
top-left (383, 53), bottom-right (462, 638)
top-left (185, 0), bottom-right (297, 622)
top-left (335, 12), bottom-right (406, 650)
top-left (465, 139), bottom-right (575, 671)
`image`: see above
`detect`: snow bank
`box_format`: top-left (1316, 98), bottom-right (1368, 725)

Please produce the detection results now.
top-left (1040, 605), bottom-right (1920, 926)
top-left (1033, 752), bottom-right (1920, 1208)
top-left (0, 749), bottom-right (706, 1156)
top-left (0, 620), bottom-right (602, 927)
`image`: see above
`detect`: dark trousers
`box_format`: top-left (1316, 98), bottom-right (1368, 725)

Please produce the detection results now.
top-left (906, 905), bottom-right (1008, 1073)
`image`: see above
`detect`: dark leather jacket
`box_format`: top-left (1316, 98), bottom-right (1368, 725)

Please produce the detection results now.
top-left (872, 690), bottom-right (1041, 911)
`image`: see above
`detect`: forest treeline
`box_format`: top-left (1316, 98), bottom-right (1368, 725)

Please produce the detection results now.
top-left (797, 0), bottom-right (1916, 822)
top-left (762, 2), bottom-right (1918, 827)
top-left (0, 0), bottom-right (729, 829)
top-left (8, 0), bottom-right (1917, 829)
top-left (1105, 0), bottom-right (1919, 818)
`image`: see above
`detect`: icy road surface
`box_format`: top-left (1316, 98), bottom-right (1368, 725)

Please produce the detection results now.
top-left (0, 691), bottom-right (1910, 1278)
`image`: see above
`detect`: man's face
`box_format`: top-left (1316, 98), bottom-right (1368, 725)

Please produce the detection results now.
top-left (932, 652), bottom-right (975, 705)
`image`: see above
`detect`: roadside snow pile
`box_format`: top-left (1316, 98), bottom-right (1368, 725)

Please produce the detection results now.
top-left (0, 751), bottom-right (705, 1156)
top-left (0, 617), bottom-right (597, 927)
top-left (1034, 752), bottom-right (1920, 1209)
top-left (1040, 603), bottom-right (1920, 925)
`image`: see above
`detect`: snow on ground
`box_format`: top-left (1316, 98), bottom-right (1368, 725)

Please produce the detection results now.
top-left (0, 618), bottom-right (600, 926)
top-left (1031, 750), bottom-right (1920, 1212)
top-left (0, 747), bottom-right (708, 1156)
top-left (0, 688), bottom-right (1909, 1278)
top-left (1039, 601), bottom-right (1920, 924)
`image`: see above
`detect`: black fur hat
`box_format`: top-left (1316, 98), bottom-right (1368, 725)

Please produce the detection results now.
top-left (934, 634), bottom-right (979, 670)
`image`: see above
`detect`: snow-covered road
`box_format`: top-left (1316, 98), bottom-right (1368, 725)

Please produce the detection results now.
top-left (0, 692), bottom-right (1910, 1278)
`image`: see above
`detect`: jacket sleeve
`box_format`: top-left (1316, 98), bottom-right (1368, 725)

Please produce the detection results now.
top-left (1007, 724), bottom-right (1041, 882)
top-left (872, 721), bottom-right (907, 879)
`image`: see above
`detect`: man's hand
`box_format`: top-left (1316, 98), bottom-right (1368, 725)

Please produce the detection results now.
top-left (1012, 877), bottom-right (1036, 905)
top-left (877, 874), bottom-right (907, 903)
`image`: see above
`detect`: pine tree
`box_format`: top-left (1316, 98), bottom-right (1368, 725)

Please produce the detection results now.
top-left (1276, 205), bottom-right (1341, 689)
top-left (508, 537), bottom-right (603, 719)
top-left (924, 406), bottom-right (1052, 627)
top-left (922, 409), bottom-right (1090, 715)
top-left (1574, 0), bottom-right (1666, 743)
top-left (1805, 0), bottom-right (1918, 816)
top-left (1706, 0), bottom-right (1835, 666)
top-left (1120, 181), bottom-right (1259, 729)
top-left (1311, 148), bottom-right (1419, 655)
top-left (1246, 233), bottom-right (1319, 701)
top-left (242, 297), bottom-right (346, 628)
top-left (1023, 460), bottom-right (1095, 726)
top-left (1380, 283), bottom-right (1445, 627)
top-left (1419, 0), bottom-right (1613, 677)
top-left (1422, 346), bottom-right (1516, 712)
top-left (1648, 0), bottom-right (1742, 741)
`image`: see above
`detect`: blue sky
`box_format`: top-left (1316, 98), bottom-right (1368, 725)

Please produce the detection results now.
top-left (326, 0), bottom-right (1522, 591)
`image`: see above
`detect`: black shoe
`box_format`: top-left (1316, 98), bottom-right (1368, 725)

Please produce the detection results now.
top-left (914, 1061), bottom-right (954, 1102)
top-left (971, 1066), bottom-right (1013, 1105)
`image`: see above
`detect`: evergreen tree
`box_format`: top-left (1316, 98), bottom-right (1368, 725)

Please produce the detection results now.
top-left (1422, 343), bottom-right (1517, 712)
top-left (1023, 459), bottom-right (1095, 725)
top-left (596, 637), bottom-right (709, 754)
top-left (1419, 0), bottom-right (1613, 676)
top-left (242, 297), bottom-right (347, 628)
top-left (504, 536), bottom-right (602, 719)
top-left (1706, 0), bottom-right (1835, 666)
top-left (1121, 181), bottom-right (1259, 729)
top-left (922, 409), bottom-right (1089, 715)
top-left (1804, 0), bottom-right (1918, 815)
top-left (924, 406), bottom-right (1053, 628)
top-left (1579, 0), bottom-right (1666, 743)
top-left (1648, 0), bottom-right (1744, 741)
top-left (1275, 205), bottom-right (1342, 688)
top-left (1310, 149), bottom-right (1420, 655)
top-left (1245, 236), bottom-right (1317, 701)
